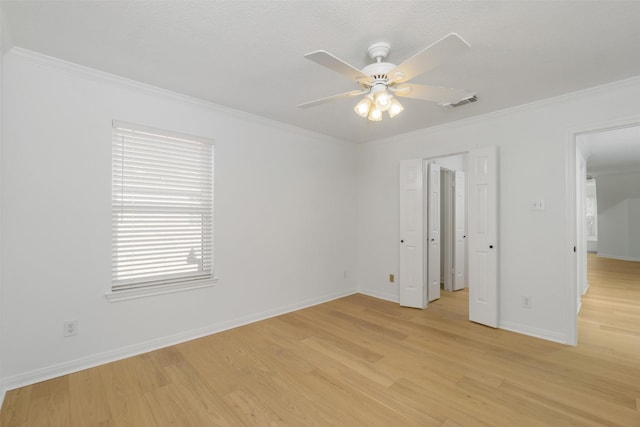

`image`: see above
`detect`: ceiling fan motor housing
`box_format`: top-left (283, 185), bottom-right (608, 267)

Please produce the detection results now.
top-left (360, 61), bottom-right (396, 89)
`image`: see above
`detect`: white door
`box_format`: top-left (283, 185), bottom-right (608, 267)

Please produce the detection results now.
top-left (453, 170), bottom-right (466, 291)
top-left (399, 159), bottom-right (425, 308)
top-left (427, 162), bottom-right (441, 302)
top-left (468, 147), bottom-right (498, 327)
top-left (441, 169), bottom-right (454, 292)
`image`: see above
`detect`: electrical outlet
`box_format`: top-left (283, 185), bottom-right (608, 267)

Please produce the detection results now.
top-left (389, 274), bottom-right (395, 283)
top-left (64, 320), bottom-right (78, 337)
top-left (343, 270), bottom-right (348, 279)
top-left (522, 296), bottom-right (532, 309)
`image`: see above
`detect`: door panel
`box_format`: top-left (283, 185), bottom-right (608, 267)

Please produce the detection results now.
top-left (468, 147), bottom-right (498, 327)
top-left (454, 171), bottom-right (466, 291)
top-left (427, 162), bottom-right (441, 302)
top-left (399, 159), bottom-right (425, 308)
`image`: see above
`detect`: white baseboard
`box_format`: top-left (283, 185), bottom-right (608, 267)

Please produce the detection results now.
top-left (358, 291), bottom-right (569, 345)
top-left (358, 292), bottom-right (571, 346)
top-left (1, 288), bottom-right (357, 393)
top-left (358, 288), bottom-right (398, 303)
top-left (499, 321), bottom-right (568, 344)
top-left (596, 253), bottom-right (640, 262)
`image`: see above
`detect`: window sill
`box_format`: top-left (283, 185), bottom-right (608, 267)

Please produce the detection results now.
top-left (105, 277), bottom-right (218, 302)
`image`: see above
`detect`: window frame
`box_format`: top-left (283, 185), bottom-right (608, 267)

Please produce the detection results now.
top-left (107, 120), bottom-right (216, 302)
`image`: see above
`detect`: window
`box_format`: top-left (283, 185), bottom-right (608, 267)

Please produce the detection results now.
top-left (585, 178), bottom-right (598, 242)
top-left (110, 121), bottom-right (214, 300)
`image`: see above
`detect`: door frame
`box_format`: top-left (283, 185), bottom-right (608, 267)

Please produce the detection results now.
top-left (400, 148), bottom-right (497, 326)
top-left (566, 115), bottom-right (640, 346)
top-left (441, 167), bottom-right (455, 292)
top-left (426, 161), bottom-right (442, 302)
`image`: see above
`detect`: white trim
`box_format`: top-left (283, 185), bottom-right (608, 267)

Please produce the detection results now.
top-left (565, 130), bottom-right (578, 346)
top-left (0, 384), bottom-right (5, 411)
top-left (105, 278), bottom-right (218, 302)
top-left (112, 119), bottom-right (214, 145)
top-left (1, 288), bottom-right (357, 393)
top-left (499, 321), bottom-right (568, 345)
top-left (0, 1), bottom-right (5, 411)
top-left (356, 291), bottom-right (568, 344)
top-left (357, 289), bottom-right (399, 303)
top-left (565, 115), bottom-right (640, 347)
top-left (366, 75), bottom-right (640, 147)
top-left (596, 253), bottom-right (640, 262)
top-left (5, 47), bottom-right (350, 148)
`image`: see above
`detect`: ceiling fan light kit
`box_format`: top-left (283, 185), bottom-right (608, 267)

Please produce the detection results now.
top-left (354, 96), bottom-right (373, 117)
top-left (388, 97), bottom-right (405, 118)
top-left (368, 106), bottom-right (383, 122)
top-left (298, 33), bottom-right (476, 122)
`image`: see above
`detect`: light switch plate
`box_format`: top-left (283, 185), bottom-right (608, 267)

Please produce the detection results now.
top-left (530, 200), bottom-right (545, 211)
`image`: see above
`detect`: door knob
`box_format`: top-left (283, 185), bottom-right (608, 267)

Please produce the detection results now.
top-left (489, 245), bottom-right (494, 249)
top-left (400, 240), bottom-right (404, 243)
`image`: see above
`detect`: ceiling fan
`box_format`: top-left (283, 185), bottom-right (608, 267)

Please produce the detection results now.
top-left (297, 33), bottom-right (476, 121)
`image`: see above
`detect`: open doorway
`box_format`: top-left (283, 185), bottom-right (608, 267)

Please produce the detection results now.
top-left (399, 147), bottom-right (498, 327)
top-left (574, 123), bottom-right (640, 343)
top-left (427, 154), bottom-right (468, 297)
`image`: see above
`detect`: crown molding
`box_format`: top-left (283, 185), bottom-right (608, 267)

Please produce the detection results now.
top-left (365, 74), bottom-right (640, 147)
top-left (6, 47), bottom-right (351, 148)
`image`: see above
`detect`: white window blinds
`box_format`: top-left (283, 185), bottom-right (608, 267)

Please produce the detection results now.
top-left (112, 121), bottom-right (214, 292)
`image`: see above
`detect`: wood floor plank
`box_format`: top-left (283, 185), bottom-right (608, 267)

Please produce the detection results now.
top-left (0, 385), bottom-right (32, 427)
top-left (67, 367), bottom-right (111, 427)
top-left (98, 360), bottom-right (159, 427)
top-left (1, 252), bottom-right (639, 425)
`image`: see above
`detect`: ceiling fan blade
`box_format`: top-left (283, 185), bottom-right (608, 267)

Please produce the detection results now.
top-left (393, 83), bottom-right (472, 103)
top-left (304, 50), bottom-right (372, 85)
top-left (297, 90), bottom-right (367, 109)
top-left (388, 33), bottom-right (471, 84)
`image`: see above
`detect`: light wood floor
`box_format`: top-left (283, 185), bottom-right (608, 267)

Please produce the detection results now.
top-left (2, 255), bottom-right (639, 426)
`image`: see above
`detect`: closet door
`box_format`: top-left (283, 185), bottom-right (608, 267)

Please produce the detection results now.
top-left (468, 147), bottom-right (498, 327)
top-left (453, 170), bottom-right (466, 291)
top-left (399, 159), bottom-right (425, 308)
top-left (427, 162), bottom-right (441, 302)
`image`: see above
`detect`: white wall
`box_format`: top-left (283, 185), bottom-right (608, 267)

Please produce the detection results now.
top-left (0, 49), bottom-right (357, 389)
top-left (598, 197), bottom-right (640, 261)
top-left (596, 171), bottom-right (640, 211)
top-left (598, 199), bottom-right (630, 259)
top-left (596, 172), bottom-right (640, 260)
top-left (356, 76), bottom-right (640, 343)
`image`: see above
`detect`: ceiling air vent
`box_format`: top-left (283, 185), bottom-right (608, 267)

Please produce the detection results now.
top-left (440, 94), bottom-right (478, 110)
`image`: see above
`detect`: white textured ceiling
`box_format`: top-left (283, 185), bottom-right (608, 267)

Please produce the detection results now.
top-left (4, 1), bottom-right (640, 143)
